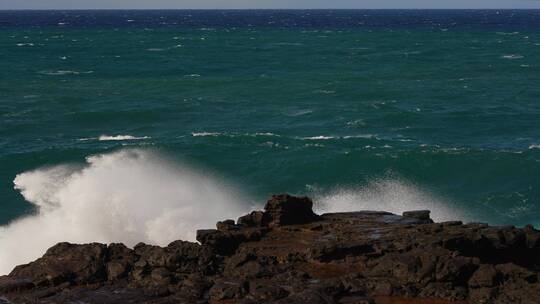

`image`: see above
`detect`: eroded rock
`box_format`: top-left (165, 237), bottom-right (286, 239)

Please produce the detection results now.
top-left (1, 194), bottom-right (539, 304)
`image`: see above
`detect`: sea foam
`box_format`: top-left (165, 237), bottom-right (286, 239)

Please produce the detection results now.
top-left (0, 149), bottom-right (246, 275)
top-left (98, 135), bottom-right (150, 141)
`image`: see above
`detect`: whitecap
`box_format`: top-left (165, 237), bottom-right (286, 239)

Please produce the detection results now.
top-left (271, 42), bottom-right (304, 46)
top-left (496, 32), bottom-right (519, 35)
top-left (346, 119), bottom-right (366, 126)
top-left (98, 135), bottom-right (150, 141)
top-left (192, 132), bottom-right (279, 138)
top-left (285, 109), bottom-right (313, 117)
top-left (314, 89), bottom-right (336, 94)
top-left (304, 143), bottom-right (325, 148)
top-left (342, 134), bottom-right (376, 139)
top-left (16, 43), bottom-right (34, 47)
top-left (259, 141), bottom-right (284, 148)
top-left (253, 132), bottom-right (280, 137)
top-left (301, 136), bottom-right (335, 140)
top-left (529, 144), bottom-right (540, 150)
top-left (502, 54), bottom-right (524, 60)
top-left (38, 70), bottom-right (93, 76)
top-left (191, 132), bottom-right (221, 137)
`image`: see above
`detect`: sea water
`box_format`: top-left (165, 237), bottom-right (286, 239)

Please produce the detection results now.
top-left (0, 10), bottom-right (539, 274)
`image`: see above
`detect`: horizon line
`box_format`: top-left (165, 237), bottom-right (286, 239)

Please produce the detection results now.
top-left (1, 8), bottom-right (540, 11)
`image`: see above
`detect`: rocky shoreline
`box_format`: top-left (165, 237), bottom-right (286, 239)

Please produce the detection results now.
top-left (1, 194), bottom-right (539, 303)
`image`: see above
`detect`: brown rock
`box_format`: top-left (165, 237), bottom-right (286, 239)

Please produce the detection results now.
top-left (263, 194), bottom-right (320, 227)
top-left (468, 264), bottom-right (499, 288)
top-left (2, 194), bottom-right (540, 304)
top-left (402, 210), bottom-right (432, 222)
top-left (237, 211), bottom-right (265, 227)
top-left (10, 243), bottom-right (107, 286)
top-left (217, 219), bottom-right (237, 231)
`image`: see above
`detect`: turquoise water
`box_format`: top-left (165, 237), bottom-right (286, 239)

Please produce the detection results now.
top-left (1, 10), bottom-right (540, 233)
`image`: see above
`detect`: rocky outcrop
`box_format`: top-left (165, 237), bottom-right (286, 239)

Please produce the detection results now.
top-left (1, 194), bottom-right (539, 304)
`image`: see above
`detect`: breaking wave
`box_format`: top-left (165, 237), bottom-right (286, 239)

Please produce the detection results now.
top-left (0, 149), bottom-right (247, 275)
top-left (0, 151), bottom-right (466, 275)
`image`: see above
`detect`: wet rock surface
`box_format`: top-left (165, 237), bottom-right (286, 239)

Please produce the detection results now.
top-left (1, 194), bottom-right (539, 303)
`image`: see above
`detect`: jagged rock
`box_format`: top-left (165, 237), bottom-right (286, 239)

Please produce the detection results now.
top-left (217, 219), bottom-right (238, 231)
top-left (175, 273), bottom-right (210, 300)
top-left (338, 296), bottom-right (375, 304)
top-left (496, 263), bottom-right (537, 283)
top-left (402, 210), bottom-right (433, 223)
top-left (246, 282), bottom-right (289, 301)
top-left (469, 287), bottom-right (498, 303)
top-left (2, 194), bottom-right (540, 304)
top-left (106, 243), bottom-right (135, 281)
top-left (263, 194), bottom-right (320, 227)
top-left (196, 228), bottom-right (267, 256)
top-left (469, 264), bottom-right (499, 288)
top-left (0, 277), bottom-right (34, 293)
top-left (209, 279), bottom-right (248, 301)
top-left (9, 243), bottom-right (107, 286)
top-left (237, 211), bottom-right (265, 227)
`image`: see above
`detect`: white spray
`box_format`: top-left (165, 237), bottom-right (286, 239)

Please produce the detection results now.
top-left (313, 177), bottom-right (465, 222)
top-left (0, 150), bottom-right (463, 275)
top-left (0, 149), bottom-right (247, 275)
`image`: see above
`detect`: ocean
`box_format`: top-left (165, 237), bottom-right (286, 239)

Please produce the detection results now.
top-left (0, 9), bottom-right (539, 274)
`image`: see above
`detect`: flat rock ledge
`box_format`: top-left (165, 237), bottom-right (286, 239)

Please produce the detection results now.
top-left (1, 194), bottom-right (539, 304)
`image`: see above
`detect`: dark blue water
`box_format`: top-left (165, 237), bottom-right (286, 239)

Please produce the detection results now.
top-left (1, 10), bottom-right (540, 28)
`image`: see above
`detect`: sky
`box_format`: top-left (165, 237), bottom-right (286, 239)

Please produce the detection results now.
top-left (1, 0), bottom-right (539, 10)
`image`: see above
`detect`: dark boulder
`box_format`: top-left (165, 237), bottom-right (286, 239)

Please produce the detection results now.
top-left (9, 243), bottom-right (107, 286)
top-left (237, 211), bottom-right (265, 227)
top-left (217, 219), bottom-right (238, 231)
top-left (402, 210), bottom-right (433, 223)
top-left (263, 194), bottom-right (320, 227)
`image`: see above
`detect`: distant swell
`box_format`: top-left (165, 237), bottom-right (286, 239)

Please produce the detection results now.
top-left (0, 149), bottom-right (247, 275)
